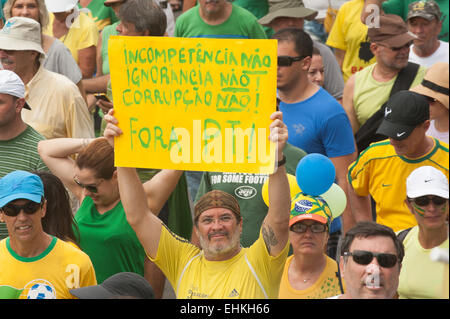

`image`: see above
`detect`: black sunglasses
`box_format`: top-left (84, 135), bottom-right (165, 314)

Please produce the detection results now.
top-left (0, 201), bottom-right (43, 217)
top-left (277, 55), bottom-right (307, 67)
top-left (409, 195), bottom-right (447, 207)
top-left (344, 250), bottom-right (398, 268)
top-left (74, 178), bottom-right (103, 194)
top-left (290, 223), bottom-right (327, 233)
top-left (382, 41), bottom-right (413, 51)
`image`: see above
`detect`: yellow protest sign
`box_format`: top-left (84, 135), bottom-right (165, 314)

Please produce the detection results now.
top-left (109, 36), bottom-right (277, 174)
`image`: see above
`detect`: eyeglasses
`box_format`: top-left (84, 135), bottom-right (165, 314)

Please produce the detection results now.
top-left (343, 250), bottom-right (398, 268)
top-left (379, 41), bottom-right (413, 51)
top-left (290, 223), bottom-right (327, 233)
top-left (0, 201), bottom-right (43, 217)
top-left (408, 195), bottom-right (447, 207)
top-left (73, 178), bottom-right (104, 194)
top-left (277, 55), bottom-right (307, 67)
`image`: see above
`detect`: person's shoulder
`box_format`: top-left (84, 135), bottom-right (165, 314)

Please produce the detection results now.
top-left (39, 68), bottom-right (79, 90)
top-left (231, 3), bottom-right (259, 19)
top-left (78, 11), bottom-right (98, 27)
top-left (357, 139), bottom-right (396, 159)
top-left (313, 87), bottom-right (345, 111)
top-left (55, 238), bottom-right (92, 262)
top-left (176, 5), bottom-right (199, 22)
top-left (23, 125), bottom-right (46, 141)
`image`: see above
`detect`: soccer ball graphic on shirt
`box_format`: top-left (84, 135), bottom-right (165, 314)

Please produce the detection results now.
top-left (26, 281), bottom-right (56, 299)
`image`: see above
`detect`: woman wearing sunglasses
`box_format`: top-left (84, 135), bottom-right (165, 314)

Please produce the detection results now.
top-left (38, 137), bottom-right (182, 286)
top-left (398, 166), bottom-right (449, 299)
top-left (278, 193), bottom-right (344, 299)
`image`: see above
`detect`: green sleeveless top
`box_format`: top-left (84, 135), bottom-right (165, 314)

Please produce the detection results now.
top-left (74, 196), bottom-right (145, 283)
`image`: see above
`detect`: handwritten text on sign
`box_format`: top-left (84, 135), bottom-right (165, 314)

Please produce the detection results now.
top-left (109, 36), bottom-right (277, 173)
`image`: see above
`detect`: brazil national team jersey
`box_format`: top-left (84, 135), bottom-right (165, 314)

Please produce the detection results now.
top-left (0, 237), bottom-right (96, 299)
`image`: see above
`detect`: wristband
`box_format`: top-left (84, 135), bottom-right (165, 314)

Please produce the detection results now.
top-left (277, 154), bottom-right (286, 167)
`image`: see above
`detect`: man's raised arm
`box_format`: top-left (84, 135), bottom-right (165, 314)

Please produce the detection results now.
top-left (261, 111), bottom-right (291, 257)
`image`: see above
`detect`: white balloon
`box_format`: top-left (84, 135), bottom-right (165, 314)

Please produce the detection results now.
top-left (320, 183), bottom-right (347, 219)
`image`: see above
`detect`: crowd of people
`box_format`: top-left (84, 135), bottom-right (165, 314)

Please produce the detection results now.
top-left (0, 0), bottom-right (448, 300)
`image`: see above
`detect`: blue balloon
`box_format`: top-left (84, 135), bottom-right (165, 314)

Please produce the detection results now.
top-left (295, 153), bottom-right (336, 196)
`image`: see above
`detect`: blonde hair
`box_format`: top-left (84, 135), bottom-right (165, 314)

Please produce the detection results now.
top-left (4, 0), bottom-right (50, 29)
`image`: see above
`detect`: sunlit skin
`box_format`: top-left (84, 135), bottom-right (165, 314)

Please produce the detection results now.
top-left (198, 0), bottom-right (229, 21)
top-left (0, 49), bottom-right (38, 77)
top-left (388, 121), bottom-right (431, 158)
top-left (408, 17), bottom-right (442, 56)
top-left (340, 236), bottom-right (401, 299)
top-left (195, 208), bottom-right (242, 261)
top-left (277, 41), bottom-right (311, 93)
top-left (268, 17), bottom-right (304, 33)
top-left (372, 42), bottom-right (411, 71)
top-left (73, 166), bottom-right (119, 209)
top-left (428, 99), bottom-right (448, 121)
top-left (308, 54), bottom-right (325, 87)
top-left (289, 220), bottom-right (328, 256)
top-left (406, 197), bottom-right (448, 231)
top-left (0, 199), bottom-right (46, 244)
top-left (11, 0), bottom-right (39, 21)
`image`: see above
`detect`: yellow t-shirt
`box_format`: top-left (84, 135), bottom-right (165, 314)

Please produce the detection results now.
top-left (0, 237), bottom-right (96, 299)
top-left (326, 0), bottom-right (376, 82)
top-left (23, 66), bottom-right (94, 139)
top-left (398, 226), bottom-right (449, 299)
top-left (278, 255), bottom-right (344, 299)
top-left (44, 12), bottom-right (99, 63)
top-left (150, 224), bottom-right (289, 299)
top-left (348, 138), bottom-right (449, 232)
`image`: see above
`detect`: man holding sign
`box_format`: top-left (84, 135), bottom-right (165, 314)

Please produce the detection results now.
top-left (173, 0), bottom-right (268, 202)
top-left (103, 109), bottom-right (291, 299)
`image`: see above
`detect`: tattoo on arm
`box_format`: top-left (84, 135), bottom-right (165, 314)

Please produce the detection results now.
top-left (262, 224), bottom-right (278, 254)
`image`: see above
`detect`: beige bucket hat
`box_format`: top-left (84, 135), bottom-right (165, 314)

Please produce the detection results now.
top-left (259, 0), bottom-right (318, 26)
top-left (411, 62), bottom-right (449, 109)
top-left (0, 17), bottom-right (44, 55)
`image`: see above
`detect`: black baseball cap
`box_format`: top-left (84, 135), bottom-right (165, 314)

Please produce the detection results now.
top-left (376, 90), bottom-right (429, 140)
top-left (70, 272), bottom-right (155, 299)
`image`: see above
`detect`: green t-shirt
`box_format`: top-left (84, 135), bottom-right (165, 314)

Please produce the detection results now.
top-left (0, 125), bottom-right (48, 178)
top-left (74, 197), bottom-right (146, 283)
top-left (234, 0), bottom-right (269, 19)
top-left (0, 126), bottom-right (49, 240)
top-left (101, 21), bottom-right (120, 75)
top-left (195, 143), bottom-right (306, 247)
top-left (78, 0), bottom-right (118, 31)
top-left (174, 3), bottom-right (267, 39)
top-left (383, 0), bottom-right (449, 42)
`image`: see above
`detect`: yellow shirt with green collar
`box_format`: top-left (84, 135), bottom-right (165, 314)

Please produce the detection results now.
top-left (348, 138), bottom-right (449, 232)
top-left (150, 224), bottom-right (289, 299)
top-left (0, 237), bottom-right (96, 299)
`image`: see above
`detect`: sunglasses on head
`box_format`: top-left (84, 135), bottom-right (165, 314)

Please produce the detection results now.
top-left (344, 250), bottom-right (398, 268)
top-left (290, 223), bottom-right (327, 233)
top-left (277, 55), bottom-right (307, 67)
top-left (0, 201), bottom-right (43, 217)
top-left (73, 178), bottom-right (103, 194)
top-left (409, 195), bottom-right (447, 207)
